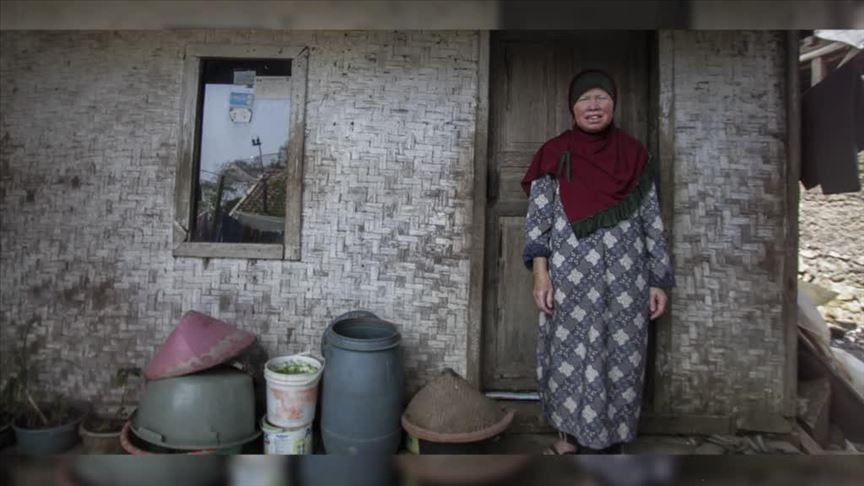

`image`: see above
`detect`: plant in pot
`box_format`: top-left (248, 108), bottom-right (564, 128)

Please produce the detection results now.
top-left (5, 318), bottom-right (90, 455)
top-left (79, 366), bottom-right (141, 454)
top-left (0, 352), bottom-right (21, 451)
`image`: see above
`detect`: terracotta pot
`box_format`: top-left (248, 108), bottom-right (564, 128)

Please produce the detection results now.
top-left (79, 416), bottom-right (124, 454)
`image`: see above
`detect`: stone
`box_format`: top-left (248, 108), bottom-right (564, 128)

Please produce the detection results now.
top-left (800, 249), bottom-right (818, 259)
top-left (798, 280), bottom-right (838, 306)
top-left (834, 320), bottom-right (858, 331)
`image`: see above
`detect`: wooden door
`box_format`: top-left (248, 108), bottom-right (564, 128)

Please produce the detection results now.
top-left (483, 31), bottom-right (651, 391)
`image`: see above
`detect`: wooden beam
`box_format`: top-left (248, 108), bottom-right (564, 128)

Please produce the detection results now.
top-left (784, 29), bottom-right (802, 425)
top-left (173, 242), bottom-right (283, 260)
top-left (810, 56), bottom-right (825, 85)
top-left (795, 423), bottom-right (825, 454)
top-left (799, 41), bottom-right (848, 62)
top-left (283, 46), bottom-right (309, 261)
top-left (652, 29), bottom-right (677, 415)
top-left (466, 30), bottom-right (490, 389)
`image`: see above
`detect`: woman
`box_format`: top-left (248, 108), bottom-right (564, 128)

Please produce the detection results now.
top-left (522, 70), bottom-right (674, 454)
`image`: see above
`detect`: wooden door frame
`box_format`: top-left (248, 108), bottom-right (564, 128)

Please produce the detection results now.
top-left (466, 30), bottom-right (668, 393)
top-left (467, 30), bottom-right (801, 434)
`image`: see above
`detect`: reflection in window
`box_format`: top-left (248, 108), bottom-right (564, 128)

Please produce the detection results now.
top-left (192, 59), bottom-right (292, 243)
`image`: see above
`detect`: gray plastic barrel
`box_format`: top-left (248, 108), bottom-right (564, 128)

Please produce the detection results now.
top-left (320, 311), bottom-right (404, 455)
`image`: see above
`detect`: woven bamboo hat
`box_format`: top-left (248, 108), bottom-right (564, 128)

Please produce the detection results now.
top-left (401, 368), bottom-right (515, 443)
top-left (144, 311), bottom-right (255, 380)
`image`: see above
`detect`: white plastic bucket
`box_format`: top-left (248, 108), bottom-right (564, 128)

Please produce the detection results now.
top-left (261, 416), bottom-right (313, 455)
top-left (264, 354), bottom-right (324, 428)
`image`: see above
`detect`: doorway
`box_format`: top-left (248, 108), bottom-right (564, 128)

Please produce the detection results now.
top-left (480, 31), bottom-right (655, 405)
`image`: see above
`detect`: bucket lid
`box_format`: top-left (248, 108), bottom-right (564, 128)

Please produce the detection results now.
top-left (401, 369), bottom-right (514, 443)
top-left (144, 311), bottom-right (256, 380)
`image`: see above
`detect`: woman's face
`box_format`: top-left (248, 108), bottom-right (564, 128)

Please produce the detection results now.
top-left (571, 88), bottom-right (614, 133)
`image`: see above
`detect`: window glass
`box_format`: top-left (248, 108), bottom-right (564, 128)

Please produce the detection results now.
top-left (192, 59), bottom-right (292, 244)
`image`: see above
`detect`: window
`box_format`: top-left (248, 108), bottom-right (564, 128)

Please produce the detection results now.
top-left (173, 44), bottom-right (308, 260)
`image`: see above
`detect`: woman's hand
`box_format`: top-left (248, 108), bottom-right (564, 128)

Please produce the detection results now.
top-left (532, 257), bottom-right (555, 315)
top-left (649, 287), bottom-right (667, 320)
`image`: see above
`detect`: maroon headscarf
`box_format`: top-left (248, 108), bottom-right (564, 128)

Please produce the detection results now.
top-left (521, 125), bottom-right (651, 236)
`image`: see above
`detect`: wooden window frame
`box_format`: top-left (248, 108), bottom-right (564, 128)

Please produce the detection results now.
top-left (172, 43), bottom-right (308, 260)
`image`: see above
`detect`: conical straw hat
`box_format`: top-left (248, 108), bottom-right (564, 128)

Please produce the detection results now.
top-left (144, 311), bottom-right (255, 380)
top-left (401, 369), bottom-right (514, 443)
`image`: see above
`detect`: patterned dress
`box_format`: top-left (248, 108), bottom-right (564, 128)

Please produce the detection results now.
top-left (523, 175), bottom-right (674, 449)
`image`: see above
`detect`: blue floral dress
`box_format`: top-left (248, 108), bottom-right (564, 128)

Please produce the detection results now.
top-left (523, 175), bottom-right (674, 448)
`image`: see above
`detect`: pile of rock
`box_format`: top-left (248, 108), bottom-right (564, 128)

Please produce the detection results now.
top-left (798, 153), bottom-right (864, 359)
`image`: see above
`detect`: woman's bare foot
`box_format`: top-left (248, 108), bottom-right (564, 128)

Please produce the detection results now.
top-left (543, 433), bottom-right (579, 455)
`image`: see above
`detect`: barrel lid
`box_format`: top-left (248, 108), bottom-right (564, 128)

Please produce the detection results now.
top-left (325, 316), bottom-right (401, 351)
top-left (401, 369), bottom-right (513, 443)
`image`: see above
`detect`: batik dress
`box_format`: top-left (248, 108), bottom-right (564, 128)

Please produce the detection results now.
top-left (523, 174), bottom-right (674, 449)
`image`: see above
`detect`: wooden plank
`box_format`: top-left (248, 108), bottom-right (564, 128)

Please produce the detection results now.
top-left (810, 56), bottom-right (824, 87)
top-left (784, 30), bottom-right (802, 422)
top-left (652, 30), bottom-right (677, 415)
top-left (799, 41), bottom-right (848, 62)
top-left (467, 30), bottom-right (490, 388)
top-left (482, 32), bottom-right (507, 389)
top-left (638, 413), bottom-right (733, 436)
top-left (642, 31), bottom-right (661, 412)
top-left (504, 406), bottom-right (737, 436)
top-left (736, 410), bottom-right (793, 434)
top-left (172, 47), bottom-right (201, 244)
top-left (493, 41), bottom-right (557, 157)
top-left (173, 242), bottom-right (283, 260)
top-left (494, 217), bottom-right (539, 390)
top-left (497, 167), bottom-right (530, 202)
top-left (283, 46), bottom-right (309, 261)
top-left (185, 43), bottom-right (301, 60)
top-left (798, 332), bottom-right (864, 442)
top-left (795, 423), bottom-right (825, 454)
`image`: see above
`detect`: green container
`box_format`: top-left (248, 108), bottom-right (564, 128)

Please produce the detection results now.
top-left (133, 366), bottom-right (260, 450)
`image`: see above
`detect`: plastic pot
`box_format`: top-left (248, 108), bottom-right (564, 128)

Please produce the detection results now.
top-left (12, 402), bottom-right (88, 455)
top-left (0, 419), bottom-right (15, 451)
top-left (73, 455), bottom-right (225, 486)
